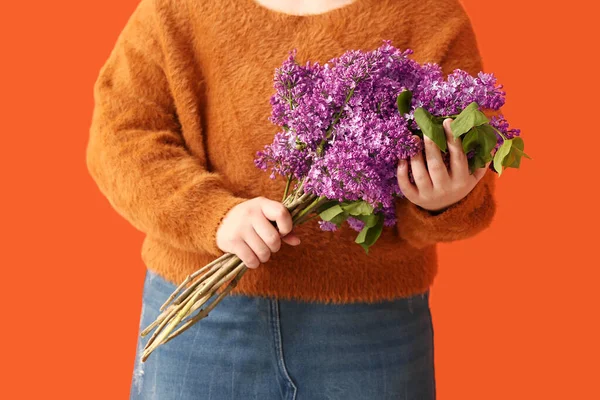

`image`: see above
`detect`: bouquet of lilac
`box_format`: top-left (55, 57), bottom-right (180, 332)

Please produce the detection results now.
top-left (139, 41), bottom-right (529, 360)
top-left (256, 41), bottom-right (529, 251)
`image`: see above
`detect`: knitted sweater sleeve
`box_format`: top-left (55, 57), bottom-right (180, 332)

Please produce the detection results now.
top-left (86, 0), bottom-right (247, 256)
top-left (395, 12), bottom-right (498, 249)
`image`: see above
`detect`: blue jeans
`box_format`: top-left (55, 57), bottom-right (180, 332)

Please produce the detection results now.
top-left (130, 269), bottom-right (436, 399)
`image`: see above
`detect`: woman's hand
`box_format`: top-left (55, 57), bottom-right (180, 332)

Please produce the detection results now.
top-left (216, 197), bottom-right (301, 269)
top-left (397, 118), bottom-right (490, 213)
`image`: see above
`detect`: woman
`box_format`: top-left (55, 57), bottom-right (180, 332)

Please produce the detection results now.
top-left (86, 0), bottom-right (497, 398)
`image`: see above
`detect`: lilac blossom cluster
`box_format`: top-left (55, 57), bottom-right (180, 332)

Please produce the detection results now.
top-left (255, 41), bottom-right (517, 230)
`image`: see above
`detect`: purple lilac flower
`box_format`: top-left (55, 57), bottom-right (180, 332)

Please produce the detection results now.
top-left (489, 115), bottom-right (521, 151)
top-left (347, 217), bottom-right (365, 232)
top-left (318, 221), bottom-right (338, 232)
top-left (382, 206), bottom-right (397, 227)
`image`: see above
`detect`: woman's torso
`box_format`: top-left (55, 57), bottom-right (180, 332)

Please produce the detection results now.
top-left (142, 0), bottom-right (467, 302)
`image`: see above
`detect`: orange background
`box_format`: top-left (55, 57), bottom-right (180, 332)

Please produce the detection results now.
top-left (1, 0), bottom-right (598, 398)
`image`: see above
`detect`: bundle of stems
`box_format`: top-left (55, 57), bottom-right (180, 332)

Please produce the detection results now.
top-left (140, 179), bottom-right (326, 362)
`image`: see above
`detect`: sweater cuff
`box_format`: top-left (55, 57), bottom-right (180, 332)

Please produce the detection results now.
top-left (396, 172), bottom-right (496, 249)
top-left (191, 191), bottom-right (248, 257)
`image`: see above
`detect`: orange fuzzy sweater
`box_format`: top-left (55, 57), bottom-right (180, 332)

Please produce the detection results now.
top-left (86, 0), bottom-right (497, 303)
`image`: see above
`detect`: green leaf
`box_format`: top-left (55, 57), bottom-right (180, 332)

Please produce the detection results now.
top-left (493, 139), bottom-right (513, 176)
top-left (414, 107), bottom-right (447, 152)
top-left (329, 211), bottom-right (349, 226)
top-left (502, 137), bottom-right (523, 168)
top-left (396, 90), bottom-right (413, 115)
top-left (355, 225), bottom-right (368, 244)
top-left (450, 102), bottom-right (489, 138)
top-left (461, 128), bottom-right (479, 153)
top-left (478, 125), bottom-right (499, 155)
top-left (319, 204), bottom-right (344, 221)
top-left (504, 149), bottom-right (517, 168)
top-left (505, 137), bottom-right (530, 168)
top-left (462, 124), bottom-right (498, 173)
top-left (354, 213), bottom-right (379, 228)
top-left (511, 137), bottom-right (524, 154)
top-left (341, 200), bottom-right (374, 216)
top-left (355, 214), bottom-right (384, 254)
top-left (521, 150), bottom-right (533, 160)
top-left (470, 156), bottom-right (488, 171)
top-left (315, 200), bottom-right (339, 214)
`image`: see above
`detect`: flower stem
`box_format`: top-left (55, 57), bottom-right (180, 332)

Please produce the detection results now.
top-left (293, 195), bottom-right (326, 224)
top-left (296, 213), bottom-right (320, 225)
top-left (161, 265), bottom-right (247, 346)
top-left (158, 253), bottom-right (233, 311)
top-left (282, 175), bottom-right (292, 201)
top-left (490, 125), bottom-right (508, 141)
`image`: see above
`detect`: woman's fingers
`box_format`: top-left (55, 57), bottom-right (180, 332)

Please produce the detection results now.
top-left (443, 118), bottom-right (469, 180)
top-left (239, 217), bottom-right (301, 270)
top-left (397, 158), bottom-right (418, 200)
top-left (409, 136), bottom-right (433, 193)
top-left (423, 131), bottom-right (449, 187)
top-left (252, 214), bottom-right (282, 253)
top-left (260, 199), bottom-right (293, 236)
top-left (232, 238), bottom-right (261, 269)
top-left (242, 225), bottom-right (273, 264)
top-left (281, 231), bottom-right (301, 246)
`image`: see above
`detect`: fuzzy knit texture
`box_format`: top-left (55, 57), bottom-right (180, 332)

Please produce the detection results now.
top-left (86, 0), bottom-right (498, 304)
